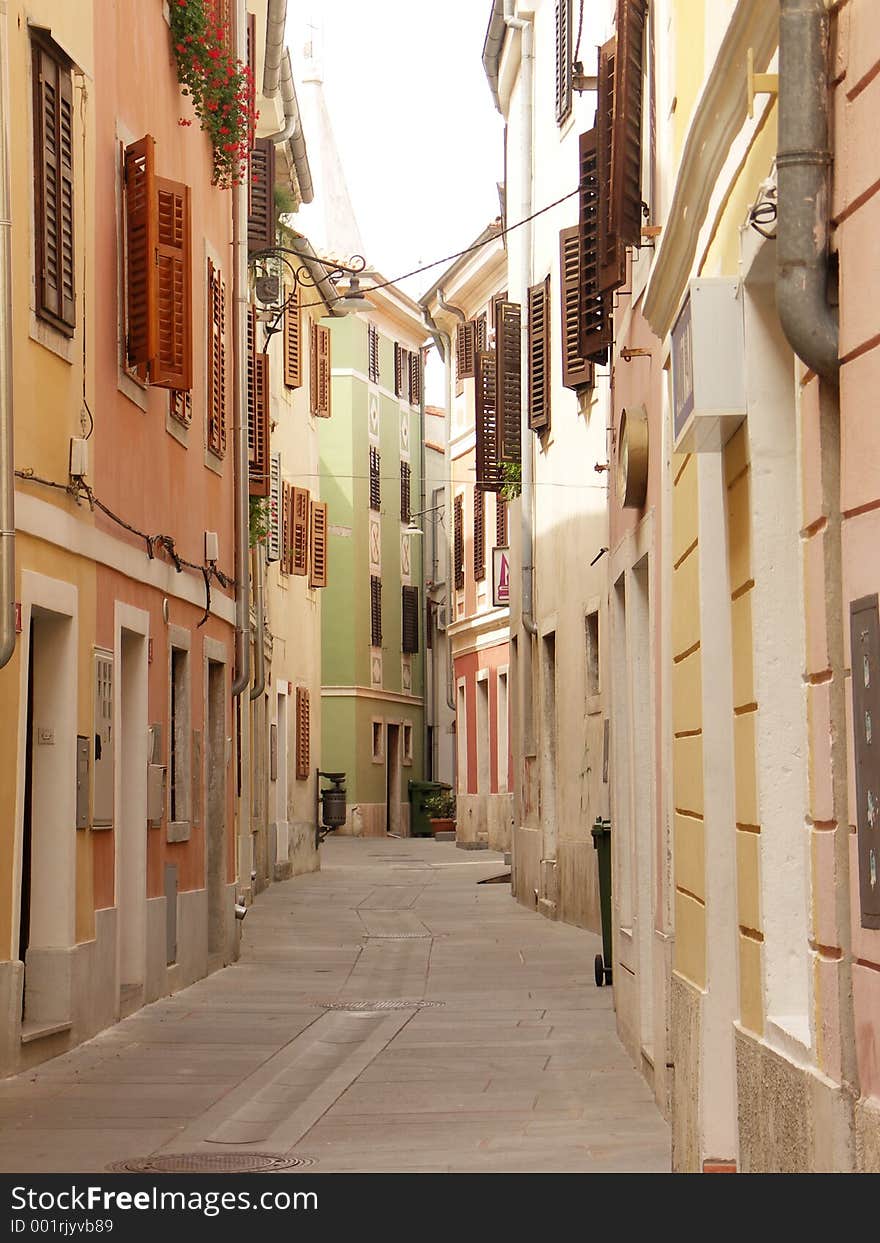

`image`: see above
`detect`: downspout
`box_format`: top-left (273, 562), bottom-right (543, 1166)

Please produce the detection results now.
top-left (262, 0), bottom-right (287, 99)
top-left (417, 344), bottom-right (429, 775)
top-left (427, 299), bottom-right (459, 716)
top-left (776, 0), bottom-right (839, 383)
top-left (231, 0), bottom-right (251, 698)
top-left (503, 1), bottom-right (537, 638)
top-left (273, 52), bottom-right (314, 205)
top-left (249, 544), bottom-right (265, 700)
top-left (0, 0), bottom-right (14, 670)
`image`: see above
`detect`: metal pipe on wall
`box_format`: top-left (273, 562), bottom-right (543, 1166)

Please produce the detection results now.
top-left (0, 2), bottom-right (16, 671)
top-left (249, 543), bottom-right (265, 700)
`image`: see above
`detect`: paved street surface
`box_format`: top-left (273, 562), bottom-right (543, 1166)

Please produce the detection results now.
top-left (0, 838), bottom-right (670, 1173)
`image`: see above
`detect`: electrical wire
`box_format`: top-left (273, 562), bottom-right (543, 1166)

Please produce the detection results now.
top-left (574, 0), bottom-right (586, 66)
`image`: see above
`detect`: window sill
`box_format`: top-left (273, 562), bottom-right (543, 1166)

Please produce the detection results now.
top-left (29, 312), bottom-right (75, 364)
top-left (118, 367), bottom-right (149, 413)
top-left (166, 820), bottom-right (191, 844)
top-left (203, 447), bottom-right (225, 477)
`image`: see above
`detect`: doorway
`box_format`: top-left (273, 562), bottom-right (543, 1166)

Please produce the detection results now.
top-left (117, 629), bottom-right (148, 1005)
top-left (386, 723), bottom-right (401, 836)
top-left (206, 660), bottom-right (227, 962)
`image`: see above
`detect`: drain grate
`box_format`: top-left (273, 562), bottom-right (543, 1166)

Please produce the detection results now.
top-left (107, 1152), bottom-right (313, 1175)
top-left (308, 999), bottom-right (443, 1011)
top-left (365, 931), bottom-right (431, 939)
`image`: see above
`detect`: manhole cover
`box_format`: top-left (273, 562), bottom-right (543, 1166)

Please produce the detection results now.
top-left (107, 1152), bottom-right (313, 1174)
top-left (308, 999), bottom-right (444, 1011)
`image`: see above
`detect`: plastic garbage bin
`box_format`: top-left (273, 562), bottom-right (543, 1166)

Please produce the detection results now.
top-left (591, 816), bottom-right (613, 986)
top-left (408, 779), bottom-right (452, 838)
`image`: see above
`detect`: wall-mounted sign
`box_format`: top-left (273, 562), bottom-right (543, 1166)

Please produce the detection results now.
top-left (493, 546), bottom-right (510, 608)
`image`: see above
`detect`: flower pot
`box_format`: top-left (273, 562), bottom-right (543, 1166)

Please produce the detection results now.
top-left (430, 818), bottom-right (456, 836)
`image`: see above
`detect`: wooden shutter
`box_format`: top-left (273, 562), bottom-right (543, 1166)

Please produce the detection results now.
top-left (456, 321), bottom-right (476, 381)
top-left (169, 389), bottom-right (192, 427)
top-left (402, 585), bottom-right (419, 654)
top-left (281, 481), bottom-right (292, 574)
top-left (267, 453), bottom-right (282, 563)
top-left (495, 301), bottom-right (521, 465)
top-left (612, 0), bottom-right (647, 247)
top-left (527, 277), bottom-right (551, 433)
top-left (559, 227), bottom-right (593, 390)
top-left (124, 135), bottom-right (157, 373)
top-left (475, 314), bottom-right (488, 352)
top-left (368, 324), bottom-right (380, 383)
top-left (400, 461), bottom-right (411, 523)
top-left (409, 349), bottom-right (421, 406)
top-left (151, 177), bottom-right (192, 390)
top-left (32, 39), bottom-right (75, 332)
top-left (283, 282), bottom-right (302, 388)
top-left (496, 495), bottom-right (508, 548)
top-left (310, 322), bottom-right (331, 417)
top-left (394, 343), bottom-right (403, 397)
top-left (370, 575), bottom-right (382, 647)
top-left (369, 446), bottom-right (381, 511)
top-left (598, 38), bottom-right (627, 293)
top-left (309, 500), bottom-right (328, 588)
top-left (295, 686), bottom-right (310, 781)
top-left (293, 486), bottom-right (310, 575)
top-left (248, 138), bottom-right (276, 252)
top-left (578, 129), bottom-right (613, 364)
top-left (453, 494), bottom-right (464, 591)
top-left (247, 306), bottom-right (270, 497)
top-left (473, 489), bottom-right (486, 582)
top-left (207, 259), bottom-right (227, 455)
top-left (475, 350), bottom-right (500, 493)
top-left (555, 0), bottom-right (573, 125)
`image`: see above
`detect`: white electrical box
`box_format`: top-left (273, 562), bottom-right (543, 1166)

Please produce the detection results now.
top-left (204, 530), bottom-right (219, 562)
top-left (671, 278), bottom-right (747, 454)
top-left (69, 437), bottom-right (89, 478)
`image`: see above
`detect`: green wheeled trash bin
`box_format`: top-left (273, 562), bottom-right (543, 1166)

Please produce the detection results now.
top-left (591, 817), bottom-right (613, 986)
top-left (408, 779), bottom-right (452, 838)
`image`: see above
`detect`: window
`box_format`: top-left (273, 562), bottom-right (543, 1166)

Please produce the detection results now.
top-left (473, 490), bottom-right (485, 582)
top-left (370, 575), bottom-right (382, 647)
top-left (578, 129), bottom-right (613, 363)
top-left (475, 350), bottom-right (500, 492)
top-left (32, 36), bottom-right (76, 334)
top-left (284, 282), bottom-right (302, 388)
top-left (609, 0), bottom-right (647, 248)
top-left (455, 321), bottom-right (476, 383)
top-left (368, 323), bottom-right (380, 383)
top-left (555, 0), bottom-right (574, 126)
top-left (453, 494), bottom-right (464, 592)
top-left (402, 723), bottom-right (414, 765)
top-left (309, 500), bottom-right (328, 588)
top-left (292, 486), bottom-right (310, 576)
top-left (559, 227), bottom-right (593, 390)
top-left (170, 647), bottom-right (190, 824)
top-left (497, 669), bottom-right (509, 793)
top-left (124, 136), bottom-right (192, 389)
top-left (93, 652), bottom-right (113, 827)
top-left (369, 446), bottom-right (381, 511)
top-left (207, 258), bottom-right (226, 453)
top-left (496, 495), bottom-right (508, 548)
top-left (281, 480), bottom-right (292, 575)
top-left (247, 137), bottom-right (276, 252)
top-left (394, 342), bottom-right (406, 397)
top-left (402, 585), bottom-right (419, 654)
top-left (400, 461), bottom-right (411, 523)
top-left (247, 305), bottom-right (270, 496)
top-left (170, 389), bottom-right (192, 428)
top-left (371, 719), bottom-right (384, 763)
top-left (586, 609), bottom-right (600, 697)
top-left (267, 453), bottom-right (282, 563)
top-left (408, 349), bottom-right (421, 407)
top-left (295, 686), bottom-right (310, 781)
top-left (495, 301), bottom-right (522, 465)
top-left (527, 277), bottom-right (551, 432)
top-left (310, 321), bottom-right (331, 417)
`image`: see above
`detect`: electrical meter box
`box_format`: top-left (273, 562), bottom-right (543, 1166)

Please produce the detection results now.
top-left (671, 278), bottom-right (747, 454)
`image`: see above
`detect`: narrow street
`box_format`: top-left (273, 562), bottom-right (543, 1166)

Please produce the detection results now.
top-left (0, 839), bottom-right (669, 1174)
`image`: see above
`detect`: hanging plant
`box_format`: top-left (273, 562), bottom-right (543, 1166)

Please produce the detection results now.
top-left (169, 0), bottom-right (258, 189)
top-left (249, 497), bottom-right (271, 548)
top-left (500, 461), bottom-right (522, 502)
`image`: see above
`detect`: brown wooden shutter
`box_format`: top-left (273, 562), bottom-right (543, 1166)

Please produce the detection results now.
top-left (456, 321), bottom-right (476, 381)
top-left (597, 38), bottom-right (627, 292)
top-left (283, 282), bottom-right (302, 388)
top-left (612, 0), bottom-right (647, 247)
top-left (169, 389), bottom-right (192, 426)
top-left (281, 482), bottom-right (292, 575)
top-left (409, 349), bottom-right (421, 406)
top-left (309, 500), bottom-right (328, 588)
top-left (475, 313), bottom-right (488, 352)
top-left (246, 11), bottom-right (257, 154)
top-left (370, 575), bottom-right (382, 647)
top-left (400, 461), bottom-right (411, 523)
top-left (207, 259), bottom-right (227, 455)
top-left (495, 301), bottom-right (522, 465)
top-left (496, 495), bottom-right (508, 548)
top-left (559, 227), bottom-right (593, 390)
top-left (310, 322), bottom-right (331, 417)
top-left (369, 446), bottom-right (381, 511)
top-left (293, 486), bottom-right (310, 576)
top-left (555, 0), bottom-right (573, 125)
top-left (473, 489), bottom-right (486, 582)
top-left (527, 277), bottom-right (551, 433)
top-left (402, 585), bottom-right (419, 654)
top-left (295, 686), bottom-right (310, 781)
top-left (368, 324), bottom-right (380, 383)
top-left (578, 129), bottom-right (613, 364)
top-left (248, 138), bottom-right (276, 253)
top-left (124, 135), bottom-right (157, 373)
top-left (247, 305), bottom-right (270, 497)
top-left (394, 343), bottom-right (403, 397)
top-left (32, 40), bottom-right (75, 332)
top-left (152, 178), bottom-right (193, 390)
top-left (475, 350), bottom-right (500, 493)
top-left (454, 494), bottom-right (464, 591)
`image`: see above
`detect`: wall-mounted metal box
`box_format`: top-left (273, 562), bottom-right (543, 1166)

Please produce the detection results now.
top-left (76, 736), bottom-right (90, 829)
top-left (851, 595), bottom-right (880, 928)
top-left (671, 278), bottom-right (747, 454)
top-left (147, 764), bottom-right (166, 827)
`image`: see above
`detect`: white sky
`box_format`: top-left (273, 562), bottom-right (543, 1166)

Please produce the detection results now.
top-left (287, 1), bottom-right (505, 300)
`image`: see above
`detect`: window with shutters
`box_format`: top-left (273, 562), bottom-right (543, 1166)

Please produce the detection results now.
top-left (597, 38), bottom-right (626, 293)
top-left (555, 0), bottom-right (573, 126)
top-left (32, 36), bottom-right (76, 334)
top-left (578, 129), bottom-right (613, 364)
top-left (283, 283), bottom-right (302, 388)
top-left (456, 321), bottom-right (476, 384)
top-left (453, 494), bottom-right (464, 592)
top-left (495, 301), bottom-right (521, 465)
top-left (170, 647), bottom-right (191, 825)
top-left (496, 496), bottom-right (508, 548)
top-left (475, 350), bottom-right (500, 492)
top-left (207, 258), bottom-right (226, 454)
top-left (370, 575), bottom-right (382, 647)
top-left (292, 486), bottom-right (310, 576)
top-left (402, 585), bottom-right (419, 654)
top-left (394, 342), bottom-right (405, 398)
top-left (474, 314), bottom-right (488, 353)
top-left (408, 349), bottom-right (421, 407)
top-left (93, 652), bottom-right (114, 827)
top-left (310, 321), bottom-right (331, 417)
top-left (124, 136), bottom-right (193, 389)
top-left (368, 324), bottom-right (380, 383)
top-left (280, 481), bottom-right (292, 575)
top-left (473, 490), bottom-right (486, 582)
top-left (400, 461), bottom-right (411, 524)
top-left (559, 227), bottom-right (593, 390)
top-left (295, 686), bottom-right (310, 781)
top-left (309, 500), bottom-right (328, 588)
top-left (611, 0), bottom-right (647, 248)
top-left (267, 453), bottom-right (282, 563)
top-left (369, 446), bottom-right (381, 511)
top-left (527, 277), bottom-right (551, 433)
top-left (248, 137), bottom-right (276, 253)
top-left (169, 389), bottom-right (192, 428)
top-left (247, 305), bottom-right (270, 497)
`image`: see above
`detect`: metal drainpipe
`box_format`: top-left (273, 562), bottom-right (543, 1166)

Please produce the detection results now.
top-left (0, 1), bottom-right (14, 670)
top-left (231, 0), bottom-right (251, 699)
top-left (776, 0), bottom-right (839, 383)
top-left (262, 0), bottom-right (288, 98)
top-left (249, 544), bottom-right (265, 700)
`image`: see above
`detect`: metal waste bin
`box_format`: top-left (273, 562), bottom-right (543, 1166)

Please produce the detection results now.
top-left (408, 779), bottom-right (452, 838)
top-left (591, 816), bottom-right (613, 986)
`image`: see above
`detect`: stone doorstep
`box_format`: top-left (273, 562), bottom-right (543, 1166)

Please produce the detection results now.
top-left (456, 840), bottom-right (489, 851)
top-left (20, 1020), bottom-right (73, 1045)
top-left (433, 831), bottom-right (456, 842)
